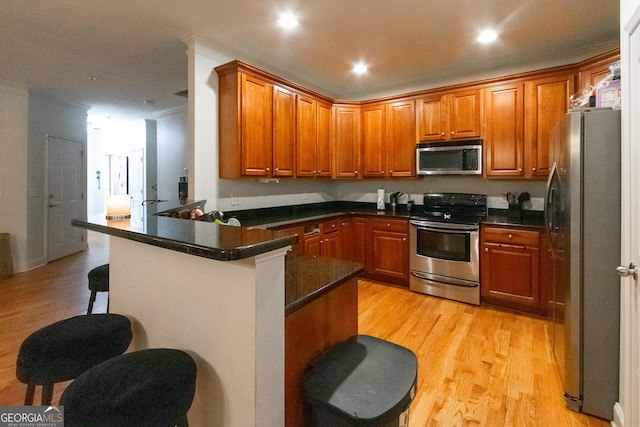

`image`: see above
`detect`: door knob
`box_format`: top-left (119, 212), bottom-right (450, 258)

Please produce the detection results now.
top-left (49, 203), bottom-right (56, 208)
top-left (616, 263), bottom-right (638, 280)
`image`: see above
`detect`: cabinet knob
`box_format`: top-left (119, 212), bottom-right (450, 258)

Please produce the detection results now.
top-left (355, 170), bottom-right (358, 174)
top-left (485, 247), bottom-right (489, 252)
top-left (274, 168), bottom-right (279, 172)
top-left (508, 234), bottom-right (513, 239)
top-left (532, 167), bottom-right (537, 171)
top-left (266, 167), bottom-right (270, 172)
top-left (518, 168), bottom-right (522, 172)
top-left (451, 131), bottom-right (455, 135)
top-left (441, 132), bottom-right (445, 136)
top-left (389, 170), bottom-right (393, 174)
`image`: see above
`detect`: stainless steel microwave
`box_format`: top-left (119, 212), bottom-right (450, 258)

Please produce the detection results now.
top-left (416, 140), bottom-right (482, 175)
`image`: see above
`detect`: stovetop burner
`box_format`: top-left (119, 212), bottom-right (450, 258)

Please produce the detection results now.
top-left (410, 193), bottom-right (487, 225)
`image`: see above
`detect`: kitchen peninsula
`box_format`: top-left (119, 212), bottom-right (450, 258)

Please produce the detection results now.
top-left (72, 200), bottom-right (363, 427)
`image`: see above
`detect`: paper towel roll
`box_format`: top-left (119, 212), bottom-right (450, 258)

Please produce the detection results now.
top-left (377, 188), bottom-right (385, 210)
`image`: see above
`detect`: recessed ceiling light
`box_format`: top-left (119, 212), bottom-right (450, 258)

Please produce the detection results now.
top-left (353, 64), bottom-right (368, 74)
top-left (477, 30), bottom-right (498, 44)
top-left (278, 13), bottom-right (298, 28)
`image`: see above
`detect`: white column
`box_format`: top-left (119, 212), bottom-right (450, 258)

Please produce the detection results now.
top-left (109, 236), bottom-right (287, 427)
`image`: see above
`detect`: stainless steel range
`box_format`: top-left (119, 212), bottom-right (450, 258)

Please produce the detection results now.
top-left (409, 193), bottom-right (487, 305)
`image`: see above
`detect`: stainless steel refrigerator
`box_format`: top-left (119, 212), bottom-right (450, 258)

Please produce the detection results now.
top-left (545, 108), bottom-right (620, 420)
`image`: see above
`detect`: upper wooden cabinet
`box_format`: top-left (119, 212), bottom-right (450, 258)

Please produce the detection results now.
top-left (484, 72), bottom-right (574, 179)
top-left (272, 85), bottom-right (296, 177)
top-left (385, 100), bottom-right (416, 177)
top-left (235, 73), bottom-right (274, 178)
top-left (215, 61), bottom-right (333, 179)
top-left (333, 105), bottom-right (361, 178)
top-left (484, 83), bottom-right (525, 177)
top-left (417, 90), bottom-right (481, 142)
top-left (524, 73), bottom-right (574, 178)
top-left (362, 100), bottom-right (416, 178)
top-left (296, 95), bottom-right (332, 178)
top-left (578, 49), bottom-right (620, 94)
top-left (361, 104), bottom-right (386, 177)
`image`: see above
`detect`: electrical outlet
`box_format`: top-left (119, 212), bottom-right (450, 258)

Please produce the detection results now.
top-left (231, 194), bottom-right (241, 206)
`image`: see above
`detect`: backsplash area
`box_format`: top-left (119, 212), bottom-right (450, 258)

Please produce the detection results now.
top-left (216, 176), bottom-right (546, 213)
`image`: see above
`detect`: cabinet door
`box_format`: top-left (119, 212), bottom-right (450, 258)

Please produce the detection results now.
top-left (578, 51), bottom-right (620, 93)
top-left (484, 83), bottom-right (525, 177)
top-left (525, 74), bottom-right (574, 177)
top-left (417, 95), bottom-right (447, 141)
top-left (450, 90), bottom-right (482, 139)
top-left (322, 219), bottom-right (341, 258)
top-left (352, 217), bottom-right (368, 269)
top-left (316, 101), bottom-right (332, 177)
top-left (272, 85), bottom-right (296, 177)
top-left (361, 105), bottom-right (386, 177)
top-left (385, 101), bottom-right (416, 177)
top-left (296, 94), bottom-right (317, 177)
top-left (481, 242), bottom-right (540, 308)
top-left (334, 106), bottom-right (361, 178)
top-left (370, 218), bottom-right (409, 285)
top-left (241, 74), bottom-right (273, 176)
top-left (304, 232), bottom-right (322, 256)
top-left (340, 217), bottom-right (354, 261)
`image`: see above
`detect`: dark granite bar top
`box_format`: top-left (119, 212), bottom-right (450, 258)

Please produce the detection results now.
top-left (285, 253), bottom-right (364, 315)
top-left (72, 199), bottom-right (296, 261)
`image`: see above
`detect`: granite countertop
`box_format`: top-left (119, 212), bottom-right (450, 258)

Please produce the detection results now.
top-left (72, 199), bottom-right (296, 261)
top-left (226, 201), bottom-right (413, 229)
top-left (285, 253), bottom-right (364, 315)
top-left (484, 208), bottom-right (545, 229)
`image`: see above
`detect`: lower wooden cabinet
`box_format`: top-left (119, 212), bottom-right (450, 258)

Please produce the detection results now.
top-left (480, 225), bottom-right (547, 315)
top-left (369, 218), bottom-right (410, 286)
top-left (272, 215), bottom-right (410, 286)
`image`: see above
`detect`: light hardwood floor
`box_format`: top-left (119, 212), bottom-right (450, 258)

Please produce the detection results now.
top-left (0, 232), bottom-right (609, 426)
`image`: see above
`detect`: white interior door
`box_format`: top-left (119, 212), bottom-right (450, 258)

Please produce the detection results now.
top-left (618, 2), bottom-right (640, 426)
top-left (129, 149), bottom-right (144, 226)
top-left (47, 136), bottom-right (83, 261)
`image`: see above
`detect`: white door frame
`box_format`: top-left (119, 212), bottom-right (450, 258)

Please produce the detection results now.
top-left (616, 2), bottom-right (640, 426)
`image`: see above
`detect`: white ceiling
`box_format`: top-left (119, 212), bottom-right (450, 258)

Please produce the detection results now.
top-left (0, 0), bottom-right (620, 125)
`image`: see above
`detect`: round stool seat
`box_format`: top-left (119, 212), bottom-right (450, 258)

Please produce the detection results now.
top-left (304, 335), bottom-right (418, 427)
top-left (88, 264), bottom-right (109, 292)
top-left (17, 314), bottom-right (132, 387)
top-left (61, 348), bottom-right (197, 427)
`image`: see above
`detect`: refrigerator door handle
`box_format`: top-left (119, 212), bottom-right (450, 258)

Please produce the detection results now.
top-left (545, 162), bottom-right (559, 252)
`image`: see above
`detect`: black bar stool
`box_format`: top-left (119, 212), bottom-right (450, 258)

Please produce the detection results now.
top-left (16, 313), bottom-right (132, 405)
top-left (61, 348), bottom-right (197, 427)
top-left (87, 263), bottom-right (109, 314)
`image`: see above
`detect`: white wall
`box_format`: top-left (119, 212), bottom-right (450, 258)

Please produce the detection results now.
top-left (28, 91), bottom-right (89, 268)
top-left (156, 106), bottom-right (188, 201)
top-left (0, 81), bottom-right (29, 273)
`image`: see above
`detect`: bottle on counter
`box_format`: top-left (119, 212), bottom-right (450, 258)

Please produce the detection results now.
top-left (179, 168), bottom-right (188, 201)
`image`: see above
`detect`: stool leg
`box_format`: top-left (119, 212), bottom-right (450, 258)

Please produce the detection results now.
top-left (41, 383), bottom-right (54, 406)
top-left (87, 290), bottom-right (97, 314)
top-left (176, 416), bottom-right (189, 427)
top-left (106, 294), bottom-right (110, 313)
top-left (24, 383), bottom-right (35, 405)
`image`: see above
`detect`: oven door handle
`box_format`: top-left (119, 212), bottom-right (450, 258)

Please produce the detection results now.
top-left (409, 221), bottom-right (478, 233)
